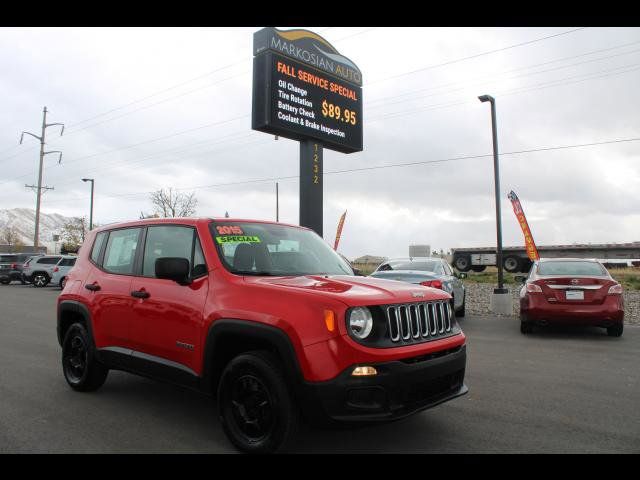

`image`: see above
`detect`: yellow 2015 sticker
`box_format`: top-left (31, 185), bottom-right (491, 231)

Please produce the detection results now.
top-left (216, 235), bottom-right (261, 244)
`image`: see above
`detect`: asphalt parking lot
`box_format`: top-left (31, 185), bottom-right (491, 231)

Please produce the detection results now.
top-left (1, 283), bottom-right (638, 453)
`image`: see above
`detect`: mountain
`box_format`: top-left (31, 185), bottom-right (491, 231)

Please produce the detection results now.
top-left (0, 208), bottom-right (74, 251)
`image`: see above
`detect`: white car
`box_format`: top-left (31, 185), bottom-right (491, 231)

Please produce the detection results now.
top-left (51, 256), bottom-right (77, 289)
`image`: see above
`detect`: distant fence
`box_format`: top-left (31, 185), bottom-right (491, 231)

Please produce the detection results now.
top-left (0, 244), bottom-right (47, 254)
top-left (603, 262), bottom-right (632, 269)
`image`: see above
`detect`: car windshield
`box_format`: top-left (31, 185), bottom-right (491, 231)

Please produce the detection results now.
top-left (537, 261), bottom-right (607, 276)
top-left (378, 260), bottom-right (440, 272)
top-left (210, 221), bottom-right (354, 276)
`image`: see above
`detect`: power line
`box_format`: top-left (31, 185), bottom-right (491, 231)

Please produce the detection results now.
top-left (368, 61), bottom-right (640, 122)
top-left (367, 27), bottom-right (588, 86)
top-left (30, 134), bottom-right (640, 206)
top-left (367, 42), bottom-right (640, 109)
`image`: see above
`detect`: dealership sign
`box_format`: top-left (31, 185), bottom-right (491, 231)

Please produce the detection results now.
top-left (252, 28), bottom-right (363, 154)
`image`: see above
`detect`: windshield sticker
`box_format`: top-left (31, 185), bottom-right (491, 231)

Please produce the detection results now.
top-left (216, 225), bottom-right (244, 235)
top-left (216, 235), bottom-right (261, 244)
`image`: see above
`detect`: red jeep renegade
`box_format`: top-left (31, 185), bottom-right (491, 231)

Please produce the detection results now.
top-left (57, 218), bottom-right (468, 453)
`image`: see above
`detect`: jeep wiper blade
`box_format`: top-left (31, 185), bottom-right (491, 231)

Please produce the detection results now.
top-left (233, 270), bottom-right (281, 276)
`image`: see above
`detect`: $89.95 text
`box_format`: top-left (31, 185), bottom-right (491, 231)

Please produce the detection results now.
top-left (321, 100), bottom-right (357, 125)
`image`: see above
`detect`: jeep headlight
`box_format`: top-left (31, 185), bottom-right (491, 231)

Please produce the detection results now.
top-left (348, 307), bottom-right (373, 339)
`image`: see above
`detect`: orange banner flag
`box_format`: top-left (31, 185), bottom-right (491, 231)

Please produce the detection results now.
top-left (334, 210), bottom-right (347, 251)
top-left (508, 191), bottom-right (539, 261)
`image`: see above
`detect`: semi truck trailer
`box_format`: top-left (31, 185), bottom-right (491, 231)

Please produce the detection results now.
top-left (451, 242), bottom-right (640, 273)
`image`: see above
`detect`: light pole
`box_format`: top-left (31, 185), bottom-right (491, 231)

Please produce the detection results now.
top-left (82, 178), bottom-right (94, 230)
top-left (478, 95), bottom-right (511, 313)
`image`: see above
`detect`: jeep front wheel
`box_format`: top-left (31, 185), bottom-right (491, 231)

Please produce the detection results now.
top-left (62, 323), bottom-right (109, 391)
top-left (217, 350), bottom-right (298, 454)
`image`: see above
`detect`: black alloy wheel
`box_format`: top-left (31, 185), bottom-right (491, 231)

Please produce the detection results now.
top-left (61, 323), bottom-right (108, 391)
top-left (230, 374), bottom-right (275, 442)
top-left (218, 351), bottom-right (298, 454)
top-left (63, 332), bottom-right (88, 384)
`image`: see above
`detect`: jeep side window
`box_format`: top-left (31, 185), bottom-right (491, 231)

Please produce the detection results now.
top-left (91, 232), bottom-right (108, 265)
top-left (103, 228), bottom-right (141, 275)
top-left (142, 226), bottom-right (207, 278)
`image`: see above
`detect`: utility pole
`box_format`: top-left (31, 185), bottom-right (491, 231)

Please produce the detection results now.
top-left (21, 106), bottom-right (64, 248)
top-left (276, 182), bottom-right (279, 222)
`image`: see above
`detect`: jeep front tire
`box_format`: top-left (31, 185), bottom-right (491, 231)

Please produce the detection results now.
top-left (217, 350), bottom-right (299, 454)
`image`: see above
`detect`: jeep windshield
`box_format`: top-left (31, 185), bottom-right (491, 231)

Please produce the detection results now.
top-left (211, 221), bottom-right (354, 276)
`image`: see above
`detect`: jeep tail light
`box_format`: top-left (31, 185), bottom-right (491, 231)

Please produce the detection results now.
top-left (53, 267), bottom-right (59, 272)
top-left (420, 280), bottom-right (443, 289)
top-left (526, 283), bottom-right (543, 293)
top-left (607, 284), bottom-right (623, 295)
top-left (11, 263), bottom-right (17, 269)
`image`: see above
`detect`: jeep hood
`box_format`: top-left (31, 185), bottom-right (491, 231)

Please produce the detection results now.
top-left (244, 274), bottom-right (449, 306)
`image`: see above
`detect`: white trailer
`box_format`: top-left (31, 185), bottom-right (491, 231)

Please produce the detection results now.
top-left (451, 242), bottom-right (640, 273)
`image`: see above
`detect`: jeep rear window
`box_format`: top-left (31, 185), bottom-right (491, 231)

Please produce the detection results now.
top-left (210, 222), bottom-right (353, 276)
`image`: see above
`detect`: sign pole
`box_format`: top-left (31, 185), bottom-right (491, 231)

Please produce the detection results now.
top-left (299, 140), bottom-right (323, 237)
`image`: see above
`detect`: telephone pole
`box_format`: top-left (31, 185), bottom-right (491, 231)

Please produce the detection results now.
top-left (21, 106), bottom-right (64, 248)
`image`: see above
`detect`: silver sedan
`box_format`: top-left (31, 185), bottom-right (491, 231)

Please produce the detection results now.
top-left (370, 257), bottom-right (467, 317)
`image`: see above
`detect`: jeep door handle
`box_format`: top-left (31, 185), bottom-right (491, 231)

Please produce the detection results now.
top-left (131, 290), bottom-right (150, 299)
top-left (85, 283), bottom-right (101, 291)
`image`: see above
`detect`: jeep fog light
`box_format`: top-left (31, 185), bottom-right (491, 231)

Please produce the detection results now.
top-left (352, 366), bottom-right (378, 376)
top-left (348, 307), bottom-right (373, 339)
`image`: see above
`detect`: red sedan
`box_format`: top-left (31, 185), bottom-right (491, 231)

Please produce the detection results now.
top-left (518, 258), bottom-right (624, 336)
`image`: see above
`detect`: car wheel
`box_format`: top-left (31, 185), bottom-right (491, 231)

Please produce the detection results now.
top-left (0, 279), bottom-right (9, 285)
top-left (454, 255), bottom-right (472, 272)
top-left (607, 324), bottom-right (623, 337)
top-left (217, 350), bottom-right (299, 454)
top-left (455, 292), bottom-right (465, 317)
top-left (59, 277), bottom-right (67, 289)
top-left (32, 273), bottom-right (50, 288)
top-left (503, 256), bottom-right (522, 273)
top-left (62, 323), bottom-right (109, 391)
top-left (520, 320), bottom-right (533, 334)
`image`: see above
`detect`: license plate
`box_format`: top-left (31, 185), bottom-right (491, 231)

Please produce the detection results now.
top-left (566, 290), bottom-right (584, 300)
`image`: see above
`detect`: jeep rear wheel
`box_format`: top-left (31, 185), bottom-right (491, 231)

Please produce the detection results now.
top-left (32, 273), bottom-right (50, 288)
top-left (62, 323), bottom-right (108, 391)
top-left (217, 350), bottom-right (298, 454)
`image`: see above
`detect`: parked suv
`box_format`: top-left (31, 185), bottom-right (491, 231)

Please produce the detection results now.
top-left (51, 255), bottom-right (77, 289)
top-left (57, 218), bottom-right (468, 453)
top-left (0, 253), bottom-right (42, 285)
top-left (23, 255), bottom-right (63, 287)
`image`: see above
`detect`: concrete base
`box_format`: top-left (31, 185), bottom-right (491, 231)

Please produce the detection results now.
top-left (490, 291), bottom-right (513, 315)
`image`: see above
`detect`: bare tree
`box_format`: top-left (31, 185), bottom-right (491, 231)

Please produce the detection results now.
top-left (149, 188), bottom-right (197, 218)
top-left (1, 226), bottom-right (23, 252)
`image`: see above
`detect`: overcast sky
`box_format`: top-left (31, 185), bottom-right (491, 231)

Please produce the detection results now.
top-left (1, 26), bottom-right (639, 259)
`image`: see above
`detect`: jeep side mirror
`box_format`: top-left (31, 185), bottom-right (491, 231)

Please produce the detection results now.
top-left (156, 257), bottom-right (191, 285)
top-left (514, 275), bottom-right (526, 283)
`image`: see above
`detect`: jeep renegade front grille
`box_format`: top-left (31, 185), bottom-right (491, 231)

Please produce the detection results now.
top-left (385, 301), bottom-right (453, 343)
